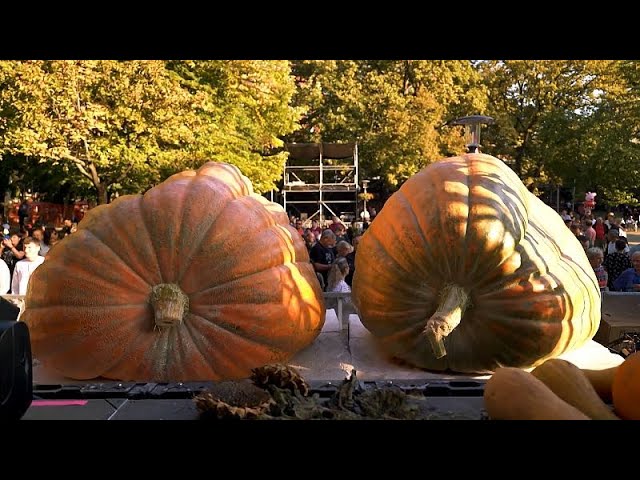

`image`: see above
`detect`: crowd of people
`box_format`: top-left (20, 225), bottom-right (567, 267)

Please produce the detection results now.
top-left (0, 218), bottom-right (77, 295)
top-left (560, 209), bottom-right (640, 292)
top-left (290, 214), bottom-right (374, 297)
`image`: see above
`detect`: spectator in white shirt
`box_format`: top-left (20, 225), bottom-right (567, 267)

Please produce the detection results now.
top-left (605, 229), bottom-right (630, 256)
top-left (11, 237), bottom-right (45, 295)
top-left (0, 259), bottom-right (10, 294)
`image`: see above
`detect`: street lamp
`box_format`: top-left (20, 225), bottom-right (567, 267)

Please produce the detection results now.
top-left (450, 115), bottom-right (495, 154)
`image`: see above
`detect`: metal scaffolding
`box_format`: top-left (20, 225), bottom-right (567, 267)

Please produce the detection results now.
top-left (283, 142), bottom-right (358, 223)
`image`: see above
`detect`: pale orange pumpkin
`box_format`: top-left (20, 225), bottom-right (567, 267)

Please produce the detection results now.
top-left (352, 153), bottom-right (600, 374)
top-left (22, 162), bottom-right (325, 382)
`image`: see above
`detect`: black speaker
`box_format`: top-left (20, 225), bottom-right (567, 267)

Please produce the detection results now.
top-left (0, 297), bottom-right (20, 322)
top-left (0, 320), bottom-right (33, 421)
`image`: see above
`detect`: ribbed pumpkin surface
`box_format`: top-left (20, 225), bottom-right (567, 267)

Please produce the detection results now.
top-left (23, 162), bottom-right (325, 381)
top-left (352, 153), bottom-right (600, 374)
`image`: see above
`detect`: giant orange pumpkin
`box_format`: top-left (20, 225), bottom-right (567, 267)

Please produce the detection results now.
top-left (352, 153), bottom-right (600, 374)
top-left (22, 162), bottom-right (325, 382)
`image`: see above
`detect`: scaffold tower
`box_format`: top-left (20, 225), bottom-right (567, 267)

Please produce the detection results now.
top-left (283, 142), bottom-right (358, 224)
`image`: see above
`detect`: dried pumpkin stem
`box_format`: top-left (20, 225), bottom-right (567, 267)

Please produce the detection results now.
top-left (424, 284), bottom-right (470, 359)
top-left (149, 283), bottom-right (189, 329)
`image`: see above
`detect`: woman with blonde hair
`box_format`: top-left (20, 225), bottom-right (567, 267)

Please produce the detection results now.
top-left (327, 257), bottom-right (351, 293)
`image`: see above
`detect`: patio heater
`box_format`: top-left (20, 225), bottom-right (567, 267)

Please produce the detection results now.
top-left (361, 179), bottom-right (370, 221)
top-left (450, 115), bottom-right (495, 153)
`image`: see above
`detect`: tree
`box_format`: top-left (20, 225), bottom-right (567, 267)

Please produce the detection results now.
top-left (166, 60), bottom-right (302, 194)
top-left (287, 60), bottom-right (487, 196)
top-left (477, 60), bottom-right (627, 197)
top-left (0, 61), bottom-right (212, 204)
top-left (0, 60), bottom-right (302, 204)
top-left (588, 60), bottom-right (640, 206)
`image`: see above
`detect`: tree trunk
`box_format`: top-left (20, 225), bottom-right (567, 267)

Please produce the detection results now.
top-left (96, 183), bottom-right (108, 205)
top-left (514, 152), bottom-right (523, 177)
top-left (86, 161), bottom-right (108, 205)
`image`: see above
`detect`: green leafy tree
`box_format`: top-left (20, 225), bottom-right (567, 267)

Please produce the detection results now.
top-left (165, 60), bottom-right (302, 193)
top-left (0, 60), bottom-right (210, 204)
top-left (478, 60), bottom-right (628, 197)
top-left (587, 60), bottom-right (640, 206)
top-left (287, 60), bottom-right (487, 195)
top-left (0, 60), bottom-right (301, 204)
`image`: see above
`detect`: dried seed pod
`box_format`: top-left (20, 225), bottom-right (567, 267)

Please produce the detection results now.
top-left (194, 381), bottom-right (274, 420)
top-left (251, 364), bottom-right (310, 396)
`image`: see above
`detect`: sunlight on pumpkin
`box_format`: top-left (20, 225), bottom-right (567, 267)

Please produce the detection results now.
top-left (430, 175), bottom-right (522, 266)
top-left (279, 262), bottom-right (323, 324)
top-left (501, 187), bottom-right (529, 217)
top-left (197, 163), bottom-right (254, 197)
top-left (519, 238), bottom-right (550, 277)
top-left (339, 362), bottom-right (355, 375)
top-left (471, 202), bottom-right (502, 218)
top-left (475, 219), bottom-right (511, 252)
top-left (548, 291), bottom-right (574, 355)
top-left (516, 237), bottom-right (577, 355)
top-left (443, 180), bottom-right (469, 198)
top-left (468, 173), bottom-right (529, 240)
top-left (501, 251), bottom-right (522, 275)
top-left (252, 194), bottom-right (289, 224)
top-left (171, 170), bottom-right (197, 180)
top-left (525, 272), bottom-right (558, 293)
top-left (264, 205), bottom-right (324, 331)
top-left (273, 225), bottom-right (297, 265)
top-left (441, 199), bottom-right (469, 238)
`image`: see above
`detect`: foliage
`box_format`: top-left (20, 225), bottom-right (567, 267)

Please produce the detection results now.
top-left (2, 59), bottom-right (640, 209)
top-left (0, 61), bottom-right (301, 203)
top-left (287, 60), bottom-right (487, 195)
top-left (478, 60), bottom-right (640, 206)
top-left (165, 60), bottom-right (302, 194)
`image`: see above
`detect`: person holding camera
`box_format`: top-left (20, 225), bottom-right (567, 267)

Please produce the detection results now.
top-left (1, 233), bottom-right (25, 284)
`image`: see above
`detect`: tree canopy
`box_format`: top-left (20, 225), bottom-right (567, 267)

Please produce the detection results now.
top-left (0, 60), bottom-right (300, 204)
top-left (287, 60), bottom-right (487, 188)
top-left (1, 59), bottom-right (639, 209)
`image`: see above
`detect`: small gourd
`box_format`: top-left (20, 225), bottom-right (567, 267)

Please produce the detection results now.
top-left (484, 367), bottom-right (590, 420)
top-left (581, 365), bottom-right (619, 403)
top-left (531, 359), bottom-right (618, 420)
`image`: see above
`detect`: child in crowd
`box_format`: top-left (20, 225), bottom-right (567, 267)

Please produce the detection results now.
top-left (586, 247), bottom-right (607, 292)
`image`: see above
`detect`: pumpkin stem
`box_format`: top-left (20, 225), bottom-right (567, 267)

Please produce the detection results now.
top-left (149, 283), bottom-right (189, 329)
top-left (424, 284), bottom-right (470, 359)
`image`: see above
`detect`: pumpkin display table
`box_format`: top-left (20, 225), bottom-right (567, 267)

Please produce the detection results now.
top-left (18, 155), bottom-right (628, 419)
top-left (27, 310), bottom-right (623, 420)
